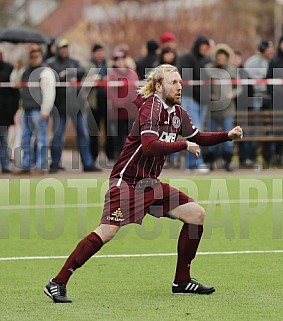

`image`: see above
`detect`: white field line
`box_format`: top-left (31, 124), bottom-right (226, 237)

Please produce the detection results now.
top-left (1, 250), bottom-right (283, 262)
top-left (0, 198), bottom-right (283, 210)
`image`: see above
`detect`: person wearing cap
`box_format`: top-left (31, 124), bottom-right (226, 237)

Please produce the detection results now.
top-left (85, 43), bottom-right (114, 169)
top-left (113, 43), bottom-right (136, 70)
top-left (46, 39), bottom-right (96, 173)
top-left (178, 35), bottom-right (212, 174)
top-left (160, 31), bottom-right (177, 49)
top-left (14, 48), bottom-right (56, 175)
top-left (135, 39), bottom-right (159, 79)
top-left (243, 40), bottom-right (274, 168)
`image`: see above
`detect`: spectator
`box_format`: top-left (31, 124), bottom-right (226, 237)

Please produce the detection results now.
top-left (85, 43), bottom-right (114, 169)
top-left (9, 59), bottom-right (25, 155)
top-left (160, 31), bottom-right (177, 49)
top-left (44, 37), bottom-right (57, 61)
top-left (266, 36), bottom-right (283, 167)
top-left (205, 44), bottom-right (241, 171)
top-left (244, 40), bottom-right (274, 168)
top-left (136, 39), bottom-right (159, 79)
top-left (159, 46), bottom-right (177, 66)
top-left (135, 43), bottom-right (148, 64)
top-left (113, 43), bottom-right (136, 70)
top-left (15, 47), bottom-right (55, 175)
top-left (178, 35), bottom-right (211, 173)
top-left (231, 50), bottom-right (255, 169)
top-left (10, 59), bottom-right (25, 83)
top-left (0, 50), bottom-right (19, 173)
top-left (47, 39), bottom-right (95, 173)
top-left (107, 50), bottom-right (139, 158)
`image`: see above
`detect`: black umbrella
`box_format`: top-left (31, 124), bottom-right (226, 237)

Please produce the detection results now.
top-left (0, 26), bottom-right (50, 44)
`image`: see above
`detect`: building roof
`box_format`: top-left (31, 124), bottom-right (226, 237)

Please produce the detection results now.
top-left (36, 0), bottom-right (84, 37)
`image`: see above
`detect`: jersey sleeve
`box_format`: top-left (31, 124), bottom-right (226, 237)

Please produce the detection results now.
top-left (190, 131), bottom-right (230, 146)
top-left (141, 133), bottom-right (187, 156)
top-left (180, 108), bottom-right (199, 139)
top-left (139, 95), bottom-right (161, 137)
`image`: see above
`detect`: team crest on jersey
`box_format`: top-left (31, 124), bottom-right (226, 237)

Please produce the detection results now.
top-left (172, 116), bottom-right (181, 129)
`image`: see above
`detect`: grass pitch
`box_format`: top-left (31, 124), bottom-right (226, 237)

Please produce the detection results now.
top-left (0, 175), bottom-right (282, 321)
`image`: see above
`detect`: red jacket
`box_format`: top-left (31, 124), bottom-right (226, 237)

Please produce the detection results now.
top-left (107, 68), bottom-right (139, 120)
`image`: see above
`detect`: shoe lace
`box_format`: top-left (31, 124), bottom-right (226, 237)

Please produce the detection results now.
top-left (59, 284), bottom-right (67, 297)
top-left (190, 278), bottom-right (200, 285)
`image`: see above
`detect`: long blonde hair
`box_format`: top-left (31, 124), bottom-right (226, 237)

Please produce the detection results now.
top-left (137, 64), bottom-right (178, 98)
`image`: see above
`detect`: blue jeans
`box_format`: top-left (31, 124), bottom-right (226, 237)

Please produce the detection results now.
top-left (50, 111), bottom-right (93, 169)
top-left (22, 110), bottom-right (48, 170)
top-left (0, 127), bottom-right (10, 170)
top-left (207, 116), bottom-right (234, 156)
top-left (182, 96), bottom-right (207, 169)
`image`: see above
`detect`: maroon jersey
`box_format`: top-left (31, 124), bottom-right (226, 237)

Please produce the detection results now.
top-left (110, 94), bottom-right (198, 184)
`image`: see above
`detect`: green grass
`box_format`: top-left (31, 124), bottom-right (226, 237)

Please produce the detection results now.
top-left (0, 176), bottom-right (282, 321)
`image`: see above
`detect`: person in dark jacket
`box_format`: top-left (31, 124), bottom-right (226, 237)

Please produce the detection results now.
top-left (178, 35), bottom-right (211, 173)
top-left (47, 39), bottom-right (95, 173)
top-left (44, 37), bottom-right (57, 61)
top-left (232, 50), bottom-right (256, 169)
top-left (136, 39), bottom-right (159, 79)
top-left (266, 35), bottom-right (283, 167)
top-left (0, 50), bottom-right (19, 173)
top-left (85, 43), bottom-right (114, 170)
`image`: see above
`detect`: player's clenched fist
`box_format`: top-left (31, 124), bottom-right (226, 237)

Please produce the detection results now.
top-left (186, 141), bottom-right (201, 159)
top-left (228, 126), bottom-right (243, 140)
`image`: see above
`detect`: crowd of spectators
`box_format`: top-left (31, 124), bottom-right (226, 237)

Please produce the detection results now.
top-left (0, 31), bottom-right (282, 175)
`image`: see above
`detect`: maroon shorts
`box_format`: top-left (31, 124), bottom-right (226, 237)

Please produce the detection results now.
top-left (101, 178), bottom-right (194, 226)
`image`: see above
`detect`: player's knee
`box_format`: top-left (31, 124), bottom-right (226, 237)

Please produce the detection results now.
top-left (197, 206), bottom-right (206, 224)
top-left (94, 224), bottom-right (120, 243)
top-left (179, 204), bottom-right (206, 224)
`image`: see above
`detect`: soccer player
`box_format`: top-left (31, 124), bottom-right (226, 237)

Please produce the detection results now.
top-left (44, 64), bottom-right (243, 303)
